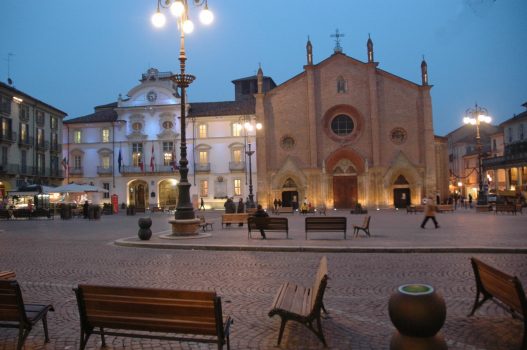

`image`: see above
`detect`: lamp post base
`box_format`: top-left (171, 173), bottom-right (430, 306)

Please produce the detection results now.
top-left (168, 218), bottom-right (200, 236)
top-left (476, 190), bottom-right (488, 206)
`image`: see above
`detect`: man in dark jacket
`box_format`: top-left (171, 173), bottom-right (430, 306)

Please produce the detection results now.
top-left (254, 204), bottom-right (269, 239)
top-left (237, 198), bottom-right (245, 227)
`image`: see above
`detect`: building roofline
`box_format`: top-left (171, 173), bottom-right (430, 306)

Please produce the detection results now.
top-left (0, 81), bottom-right (68, 116)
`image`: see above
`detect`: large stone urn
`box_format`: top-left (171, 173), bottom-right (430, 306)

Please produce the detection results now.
top-left (388, 284), bottom-right (447, 350)
top-left (137, 217), bottom-right (152, 240)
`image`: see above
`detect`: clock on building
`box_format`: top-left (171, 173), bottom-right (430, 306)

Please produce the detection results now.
top-left (147, 90), bottom-right (157, 102)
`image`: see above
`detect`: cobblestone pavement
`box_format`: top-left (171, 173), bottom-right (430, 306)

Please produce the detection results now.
top-left (0, 209), bottom-right (526, 349)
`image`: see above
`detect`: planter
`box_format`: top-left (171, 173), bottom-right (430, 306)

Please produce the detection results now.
top-left (388, 284), bottom-right (447, 350)
top-left (137, 217), bottom-right (152, 240)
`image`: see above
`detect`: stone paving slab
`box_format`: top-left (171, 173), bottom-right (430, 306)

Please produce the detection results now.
top-left (0, 209), bottom-right (525, 349)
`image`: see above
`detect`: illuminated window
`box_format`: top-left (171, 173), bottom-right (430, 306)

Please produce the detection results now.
top-left (50, 115), bottom-right (58, 129)
top-left (198, 124), bottom-right (207, 138)
top-left (199, 151), bottom-right (208, 164)
top-left (102, 155), bottom-right (110, 168)
top-left (200, 180), bottom-right (209, 197)
top-left (234, 179), bottom-right (242, 196)
top-left (37, 128), bottom-right (44, 146)
top-left (132, 143), bottom-right (143, 166)
top-left (20, 123), bottom-right (28, 142)
top-left (233, 149), bottom-right (242, 163)
top-left (232, 123), bottom-right (242, 136)
top-left (74, 130), bottom-right (82, 143)
top-left (102, 128), bottom-right (110, 142)
top-left (73, 155), bottom-right (82, 169)
top-left (103, 183), bottom-right (110, 199)
top-left (163, 142), bottom-right (174, 166)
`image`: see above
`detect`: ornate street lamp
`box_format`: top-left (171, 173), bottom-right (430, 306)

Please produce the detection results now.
top-left (151, 0), bottom-right (213, 224)
top-left (235, 117), bottom-right (262, 208)
top-left (463, 103), bottom-right (492, 206)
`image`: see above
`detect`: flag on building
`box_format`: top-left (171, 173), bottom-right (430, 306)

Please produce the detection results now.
top-left (61, 157), bottom-right (68, 173)
top-left (138, 155), bottom-right (144, 172)
top-left (150, 144), bottom-right (155, 172)
top-left (117, 148), bottom-right (122, 173)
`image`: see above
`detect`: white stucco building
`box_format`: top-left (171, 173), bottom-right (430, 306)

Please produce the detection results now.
top-left (63, 68), bottom-right (274, 211)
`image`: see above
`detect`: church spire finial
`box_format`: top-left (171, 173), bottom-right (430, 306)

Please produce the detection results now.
top-left (306, 35), bottom-right (313, 65)
top-left (421, 55), bottom-right (428, 86)
top-left (367, 33), bottom-right (374, 63)
top-left (257, 63), bottom-right (263, 94)
top-left (330, 29), bottom-right (345, 54)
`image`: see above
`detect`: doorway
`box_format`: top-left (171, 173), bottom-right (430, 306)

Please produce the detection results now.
top-left (129, 180), bottom-right (148, 212)
top-left (281, 191), bottom-right (298, 208)
top-left (393, 188), bottom-right (411, 208)
top-left (333, 175), bottom-right (357, 208)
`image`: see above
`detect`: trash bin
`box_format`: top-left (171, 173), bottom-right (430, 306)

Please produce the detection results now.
top-left (60, 204), bottom-right (72, 220)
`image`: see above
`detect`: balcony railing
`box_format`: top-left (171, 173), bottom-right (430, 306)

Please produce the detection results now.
top-left (0, 131), bottom-right (17, 143)
top-left (20, 165), bottom-right (35, 176)
top-left (69, 167), bottom-right (83, 176)
top-left (120, 164), bottom-right (179, 175)
top-left (97, 166), bottom-right (113, 175)
top-left (18, 136), bottom-right (34, 148)
top-left (0, 163), bottom-right (19, 174)
top-left (195, 162), bottom-right (211, 172)
top-left (229, 161), bottom-right (246, 171)
top-left (49, 169), bottom-right (64, 178)
top-left (35, 140), bottom-right (49, 151)
top-left (50, 143), bottom-right (62, 153)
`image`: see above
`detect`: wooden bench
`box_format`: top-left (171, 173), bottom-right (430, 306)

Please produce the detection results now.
top-left (437, 204), bottom-right (454, 213)
top-left (406, 205), bottom-right (424, 214)
top-left (221, 213), bottom-right (248, 228)
top-left (198, 215), bottom-right (213, 231)
top-left (495, 204), bottom-right (517, 215)
top-left (274, 206), bottom-right (294, 215)
top-left (305, 217), bottom-right (347, 239)
top-left (468, 257), bottom-right (526, 349)
top-left (353, 215), bottom-right (371, 237)
top-left (0, 280), bottom-right (54, 350)
top-left (248, 217), bottom-right (288, 239)
top-left (246, 207), bottom-right (257, 215)
top-left (268, 256), bottom-right (329, 346)
top-left (74, 284), bottom-right (233, 350)
top-left (0, 271), bottom-right (16, 280)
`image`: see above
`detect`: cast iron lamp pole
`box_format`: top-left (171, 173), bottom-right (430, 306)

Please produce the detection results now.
top-left (152, 0), bottom-right (213, 220)
top-left (463, 103), bottom-right (492, 206)
top-left (236, 117), bottom-right (262, 208)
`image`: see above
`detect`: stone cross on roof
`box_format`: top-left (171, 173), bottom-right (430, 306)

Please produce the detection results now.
top-left (331, 29), bottom-right (345, 53)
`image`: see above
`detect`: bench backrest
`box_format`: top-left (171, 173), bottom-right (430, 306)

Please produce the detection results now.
top-left (305, 217), bottom-right (346, 230)
top-left (0, 280), bottom-right (29, 325)
top-left (222, 213), bottom-right (248, 222)
top-left (248, 217), bottom-right (288, 230)
top-left (75, 285), bottom-right (224, 338)
top-left (361, 216), bottom-right (370, 228)
top-left (471, 257), bottom-right (526, 316)
top-left (310, 256), bottom-right (328, 316)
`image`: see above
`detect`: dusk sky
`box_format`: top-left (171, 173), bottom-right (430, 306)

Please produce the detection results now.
top-left (1, 0), bottom-right (526, 136)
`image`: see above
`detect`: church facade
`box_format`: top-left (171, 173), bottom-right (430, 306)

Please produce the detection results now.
top-left (254, 37), bottom-right (447, 209)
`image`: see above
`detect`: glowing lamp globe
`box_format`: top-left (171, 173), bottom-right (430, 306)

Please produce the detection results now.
top-left (199, 7), bottom-right (214, 25)
top-left (151, 11), bottom-right (166, 28)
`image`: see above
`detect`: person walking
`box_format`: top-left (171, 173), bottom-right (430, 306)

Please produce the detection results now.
top-left (421, 196), bottom-right (440, 229)
top-left (273, 198), bottom-right (278, 213)
top-left (237, 198), bottom-right (245, 227)
top-left (254, 204), bottom-right (268, 239)
top-left (468, 194), bottom-right (473, 208)
top-left (199, 197), bottom-right (205, 211)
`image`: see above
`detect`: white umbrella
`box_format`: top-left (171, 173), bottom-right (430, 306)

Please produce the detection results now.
top-left (53, 183), bottom-right (108, 193)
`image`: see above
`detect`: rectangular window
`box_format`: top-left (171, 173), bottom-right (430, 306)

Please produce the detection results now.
top-left (19, 104), bottom-right (29, 120)
top-left (74, 156), bottom-right (82, 169)
top-left (234, 179), bottom-right (242, 196)
top-left (1, 147), bottom-right (7, 165)
top-left (102, 128), bottom-right (110, 142)
top-left (74, 130), bottom-right (82, 143)
top-left (103, 183), bottom-right (110, 199)
top-left (520, 124), bottom-right (524, 140)
top-left (508, 127), bottom-right (513, 143)
top-left (20, 123), bottom-right (28, 143)
top-left (162, 141), bottom-right (174, 166)
top-left (50, 156), bottom-right (58, 175)
top-left (1, 118), bottom-right (11, 139)
top-left (21, 150), bottom-right (27, 173)
top-left (200, 179), bottom-right (209, 197)
top-left (199, 151), bottom-right (208, 164)
top-left (102, 155), bottom-right (110, 168)
top-left (51, 132), bottom-right (58, 150)
top-left (37, 153), bottom-right (45, 172)
top-left (233, 149), bottom-right (242, 163)
top-left (232, 123), bottom-right (241, 136)
top-left (37, 128), bottom-right (44, 146)
top-left (0, 94), bottom-right (11, 115)
top-left (36, 110), bottom-right (45, 126)
top-left (198, 124), bottom-right (207, 138)
top-left (132, 142), bottom-right (143, 166)
top-left (50, 115), bottom-right (58, 129)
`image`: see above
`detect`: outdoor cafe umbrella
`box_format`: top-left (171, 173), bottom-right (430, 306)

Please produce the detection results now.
top-left (52, 183), bottom-right (109, 194)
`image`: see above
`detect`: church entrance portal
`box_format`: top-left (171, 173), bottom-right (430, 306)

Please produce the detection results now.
top-left (281, 191), bottom-right (298, 209)
top-left (393, 188), bottom-right (411, 208)
top-left (333, 176), bottom-right (357, 208)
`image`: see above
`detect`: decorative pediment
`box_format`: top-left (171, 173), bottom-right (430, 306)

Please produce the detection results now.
top-left (271, 157), bottom-right (307, 190)
top-left (383, 151), bottom-right (422, 187)
top-left (157, 129), bottom-right (178, 140)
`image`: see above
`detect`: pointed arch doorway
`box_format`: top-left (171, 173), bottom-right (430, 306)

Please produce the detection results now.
top-left (332, 159), bottom-right (358, 208)
top-left (393, 175), bottom-right (411, 208)
top-left (281, 177), bottom-right (298, 208)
